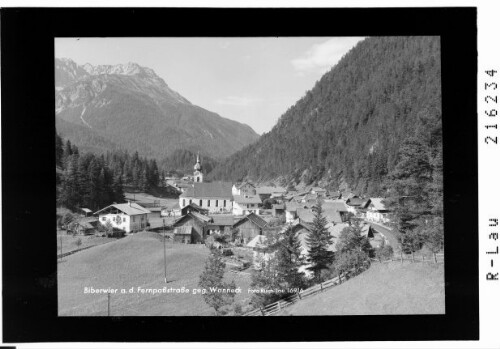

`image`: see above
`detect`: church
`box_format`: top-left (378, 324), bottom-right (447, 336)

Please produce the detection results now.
top-left (179, 155), bottom-right (234, 214)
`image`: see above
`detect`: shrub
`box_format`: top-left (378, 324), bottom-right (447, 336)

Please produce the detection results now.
top-left (375, 245), bottom-right (394, 261)
top-left (222, 248), bottom-right (233, 256)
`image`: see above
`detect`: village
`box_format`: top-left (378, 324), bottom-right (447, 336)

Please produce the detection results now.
top-left (61, 154), bottom-right (394, 274)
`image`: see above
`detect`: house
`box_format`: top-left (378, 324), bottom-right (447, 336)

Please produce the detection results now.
top-left (161, 201), bottom-right (181, 218)
top-left (232, 181), bottom-right (257, 196)
top-left (272, 203), bottom-right (285, 217)
top-left (67, 217), bottom-right (99, 235)
top-left (205, 215), bottom-right (235, 237)
top-left (172, 211), bottom-right (212, 243)
top-left (328, 191), bottom-right (342, 200)
top-left (366, 198), bottom-right (391, 223)
top-left (296, 204), bottom-right (346, 225)
top-left (310, 187), bottom-right (327, 197)
top-left (94, 202), bottom-right (151, 233)
top-left (233, 212), bottom-right (268, 243)
top-left (181, 203), bottom-right (209, 216)
top-left (256, 186), bottom-right (287, 201)
top-left (345, 196), bottom-right (365, 214)
top-left (285, 201), bottom-right (302, 223)
top-left (173, 226), bottom-right (193, 244)
top-left (300, 193), bottom-right (319, 203)
top-left (79, 208), bottom-right (93, 217)
top-left (323, 200), bottom-right (350, 221)
top-left (232, 194), bottom-right (261, 215)
top-left (174, 181), bottom-right (194, 193)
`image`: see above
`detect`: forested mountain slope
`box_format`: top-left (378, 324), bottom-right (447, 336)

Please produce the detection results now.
top-left (209, 37), bottom-right (441, 195)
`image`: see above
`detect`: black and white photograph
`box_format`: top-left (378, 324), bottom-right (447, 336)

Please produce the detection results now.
top-left (55, 36), bottom-right (445, 317)
top-left (2, 5), bottom-right (485, 344)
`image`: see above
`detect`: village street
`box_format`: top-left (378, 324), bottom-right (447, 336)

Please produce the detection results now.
top-left (366, 221), bottom-right (400, 249)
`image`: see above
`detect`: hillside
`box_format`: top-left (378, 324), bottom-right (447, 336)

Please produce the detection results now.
top-left (57, 232), bottom-right (251, 316)
top-left (278, 262), bottom-right (445, 315)
top-left (55, 58), bottom-right (259, 159)
top-left (209, 36), bottom-right (441, 195)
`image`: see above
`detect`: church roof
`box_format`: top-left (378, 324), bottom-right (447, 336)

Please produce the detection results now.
top-left (180, 182), bottom-right (233, 199)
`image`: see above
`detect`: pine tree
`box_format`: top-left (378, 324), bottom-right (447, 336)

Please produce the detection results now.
top-left (250, 255), bottom-right (281, 308)
top-left (198, 248), bottom-right (236, 315)
top-left (305, 203), bottom-right (335, 283)
top-left (58, 155), bottom-right (82, 210)
top-left (335, 219), bottom-right (372, 255)
top-left (112, 174), bottom-right (126, 203)
top-left (274, 226), bottom-right (306, 291)
top-left (140, 168), bottom-right (150, 192)
top-left (62, 140), bottom-right (73, 168)
top-left (55, 132), bottom-right (64, 167)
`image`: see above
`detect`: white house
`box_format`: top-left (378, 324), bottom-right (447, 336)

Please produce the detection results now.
top-left (233, 194), bottom-right (261, 215)
top-left (232, 181), bottom-right (257, 196)
top-left (94, 202), bottom-right (151, 233)
top-left (366, 198), bottom-right (391, 223)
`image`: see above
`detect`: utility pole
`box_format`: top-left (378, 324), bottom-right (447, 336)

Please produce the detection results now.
top-left (59, 235), bottom-right (63, 260)
top-left (107, 292), bottom-right (111, 316)
top-left (163, 219), bottom-right (167, 283)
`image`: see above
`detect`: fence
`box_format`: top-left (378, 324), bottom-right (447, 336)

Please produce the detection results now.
top-left (372, 252), bottom-right (444, 264)
top-left (243, 268), bottom-right (359, 316)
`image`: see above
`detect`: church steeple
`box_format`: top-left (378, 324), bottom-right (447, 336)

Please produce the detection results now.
top-left (193, 152), bottom-right (203, 183)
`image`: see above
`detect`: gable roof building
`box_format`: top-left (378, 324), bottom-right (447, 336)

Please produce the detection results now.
top-left (179, 181), bottom-right (234, 214)
top-left (94, 202), bottom-right (151, 233)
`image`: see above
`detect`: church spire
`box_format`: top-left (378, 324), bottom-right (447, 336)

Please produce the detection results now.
top-left (193, 152), bottom-right (203, 182)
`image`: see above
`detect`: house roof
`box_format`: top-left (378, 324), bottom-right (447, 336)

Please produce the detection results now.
top-left (176, 182), bottom-right (193, 188)
top-left (174, 226), bottom-right (193, 235)
top-left (180, 182), bottom-right (233, 199)
top-left (209, 215), bottom-right (235, 226)
top-left (296, 206), bottom-right (343, 224)
top-left (311, 187), bottom-right (326, 192)
top-left (346, 197), bottom-right (365, 206)
top-left (302, 193), bottom-right (318, 202)
top-left (173, 212), bottom-right (211, 226)
top-left (233, 212), bottom-right (268, 229)
top-left (246, 234), bottom-right (268, 248)
top-left (323, 200), bottom-right (349, 213)
top-left (370, 198), bottom-right (388, 211)
top-left (182, 203), bottom-right (209, 214)
top-left (233, 194), bottom-right (261, 204)
top-left (237, 181), bottom-right (255, 189)
top-left (94, 202), bottom-right (151, 216)
top-left (256, 186), bottom-right (286, 195)
top-left (190, 211), bottom-right (212, 222)
top-left (285, 201), bottom-right (302, 212)
top-left (273, 204), bottom-right (285, 210)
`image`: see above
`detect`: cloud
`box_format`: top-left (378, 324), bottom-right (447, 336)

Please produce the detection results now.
top-left (291, 37), bottom-right (365, 74)
top-left (214, 96), bottom-right (262, 107)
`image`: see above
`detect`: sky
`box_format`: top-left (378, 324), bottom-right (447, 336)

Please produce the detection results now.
top-left (56, 37), bottom-right (364, 134)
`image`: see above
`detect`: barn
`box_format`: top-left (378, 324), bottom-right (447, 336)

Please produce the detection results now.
top-left (232, 212), bottom-right (268, 244)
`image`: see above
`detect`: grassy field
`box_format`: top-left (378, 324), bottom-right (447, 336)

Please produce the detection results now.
top-left (278, 261), bottom-right (445, 315)
top-left (125, 191), bottom-right (179, 208)
top-left (58, 232), bottom-right (253, 316)
top-left (56, 229), bottom-right (117, 255)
